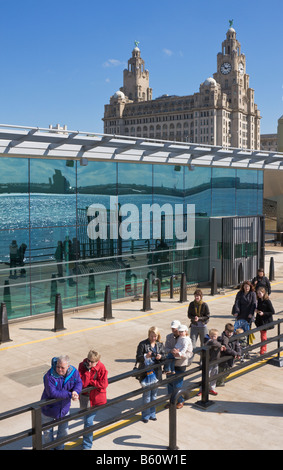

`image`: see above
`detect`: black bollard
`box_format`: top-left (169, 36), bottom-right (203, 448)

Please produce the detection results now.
top-left (153, 278), bottom-right (161, 302)
top-left (211, 267), bottom-right (217, 296)
top-left (87, 269), bottom-right (96, 300)
top-left (269, 256), bottom-right (275, 281)
top-left (179, 272), bottom-right (187, 303)
top-left (0, 303), bottom-right (12, 343)
top-left (52, 294), bottom-right (66, 332)
top-left (238, 262), bottom-right (244, 285)
top-left (142, 278), bottom-right (152, 311)
top-left (103, 285), bottom-right (114, 321)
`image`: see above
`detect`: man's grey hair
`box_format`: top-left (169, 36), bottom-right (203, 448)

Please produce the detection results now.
top-left (57, 355), bottom-right (70, 365)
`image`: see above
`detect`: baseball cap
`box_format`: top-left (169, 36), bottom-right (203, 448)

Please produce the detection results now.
top-left (178, 324), bottom-right (188, 332)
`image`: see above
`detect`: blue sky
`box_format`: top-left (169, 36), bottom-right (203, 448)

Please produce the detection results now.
top-left (0, 0), bottom-right (282, 135)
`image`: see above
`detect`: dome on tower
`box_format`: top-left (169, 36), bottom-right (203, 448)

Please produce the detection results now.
top-left (113, 90), bottom-right (126, 100)
top-left (203, 77), bottom-right (217, 86)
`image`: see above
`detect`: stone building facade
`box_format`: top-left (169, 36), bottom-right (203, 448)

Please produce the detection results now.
top-left (103, 27), bottom-right (261, 150)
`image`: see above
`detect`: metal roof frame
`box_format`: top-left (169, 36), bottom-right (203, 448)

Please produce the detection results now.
top-left (0, 123), bottom-right (282, 170)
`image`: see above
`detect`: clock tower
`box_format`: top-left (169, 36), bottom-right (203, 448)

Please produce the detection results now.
top-left (213, 23), bottom-right (261, 149)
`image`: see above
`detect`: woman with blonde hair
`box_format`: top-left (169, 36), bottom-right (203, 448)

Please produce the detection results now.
top-left (78, 349), bottom-right (108, 450)
top-left (135, 326), bottom-right (165, 423)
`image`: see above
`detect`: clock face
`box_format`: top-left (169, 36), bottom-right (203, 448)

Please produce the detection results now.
top-left (238, 62), bottom-right (244, 74)
top-left (220, 62), bottom-right (232, 74)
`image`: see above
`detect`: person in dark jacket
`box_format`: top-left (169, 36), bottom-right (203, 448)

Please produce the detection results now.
top-left (198, 328), bottom-right (225, 396)
top-left (78, 350), bottom-right (108, 450)
top-left (232, 281), bottom-right (257, 323)
top-left (136, 326), bottom-right (165, 423)
top-left (41, 355), bottom-right (82, 450)
top-left (255, 287), bottom-right (275, 355)
top-left (252, 268), bottom-right (271, 295)
top-left (217, 323), bottom-right (241, 387)
top-left (187, 289), bottom-right (210, 349)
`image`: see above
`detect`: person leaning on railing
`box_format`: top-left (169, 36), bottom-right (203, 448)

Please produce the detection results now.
top-left (135, 326), bottom-right (165, 423)
top-left (78, 350), bottom-right (108, 450)
top-left (41, 355), bottom-right (82, 450)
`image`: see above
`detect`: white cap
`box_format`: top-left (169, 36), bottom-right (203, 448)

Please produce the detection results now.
top-left (178, 324), bottom-right (188, 332)
top-left (171, 320), bottom-right (181, 329)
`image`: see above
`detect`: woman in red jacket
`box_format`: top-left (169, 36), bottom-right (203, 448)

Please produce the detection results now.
top-left (78, 350), bottom-right (108, 450)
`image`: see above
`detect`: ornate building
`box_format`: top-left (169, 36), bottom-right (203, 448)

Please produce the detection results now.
top-left (103, 26), bottom-right (261, 150)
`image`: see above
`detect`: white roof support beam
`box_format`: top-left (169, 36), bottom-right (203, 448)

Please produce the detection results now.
top-left (0, 124), bottom-right (282, 169)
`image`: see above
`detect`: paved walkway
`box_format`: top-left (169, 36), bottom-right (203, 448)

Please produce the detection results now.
top-left (0, 246), bottom-right (283, 451)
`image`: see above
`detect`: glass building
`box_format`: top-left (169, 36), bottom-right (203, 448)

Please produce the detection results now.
top-left (0, 127), bottom-right (265, 320)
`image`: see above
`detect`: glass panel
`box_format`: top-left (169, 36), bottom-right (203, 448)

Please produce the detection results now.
top-left (152, 165), bottom-right (184, 259)
top-left (185, 166), bottom-right (211, 217)
top-left (30, 159), bottom-right (76, 227)
top-left (77, 161), bottom-right (117, 259)
top-left (0, 228), bottom-right (30, 319)
top-left (236, 169), bottom-right (258, 216)
top-left (118, 162), bottom-right (153, 253)
top-left (29, 226), bottom-right (77, 265)
top-left (0, 229), bottom-right (29, 274)
top-left (0, 157), bottom-right (29, 230)
top-left (31, 275), bottom-right (77, 316)
top-left (211, 168), bottom-right (236, 216)
top-left (0, 280), bottom-right (31, 320)
top-left (257, 170), bottom-right (263, 215)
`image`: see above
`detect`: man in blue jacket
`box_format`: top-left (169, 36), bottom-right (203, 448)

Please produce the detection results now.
top-left (41, 355), bottom-right (82, 450)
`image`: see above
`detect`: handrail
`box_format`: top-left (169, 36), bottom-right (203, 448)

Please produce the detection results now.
top-left (0, 318), bottom-right (282, 450)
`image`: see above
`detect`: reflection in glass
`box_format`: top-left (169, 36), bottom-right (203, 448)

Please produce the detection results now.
top-left (0, 157), bottom-right (29, 230)
top-left (0, 154), bottom-right (264, 319)
top-left (211, 168), bottom-right (236, 216)
top-left (77, 161), bottom-right (117, 259)
top-left (236, 169), bottom-right (259, 216)
top-left (185, 166), bottom-right (211, 216)
top-left (118, 162), bottom-right (153, 253)
top-left (257, 171), bottom-right (263, 215)
top-left (30, 159), bottom-right (76, 227)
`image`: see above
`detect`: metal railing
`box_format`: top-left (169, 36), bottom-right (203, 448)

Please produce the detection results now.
top-left (0, 318), bottom-right (282, 450)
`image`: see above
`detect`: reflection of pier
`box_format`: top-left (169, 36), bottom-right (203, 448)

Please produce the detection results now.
top-left (77, 207), bottom-right (122, 259)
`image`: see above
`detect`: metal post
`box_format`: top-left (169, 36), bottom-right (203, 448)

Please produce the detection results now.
top-left (269, 321), bottom-right (283, 367)
top-left (168, 389), bottom-right (183, 450)
top-left (103, 285), bottom-right (114, 321)
top-left (269, 256), bottom-right (275, 281)
top-left (0, 303), bottom-right (12, 343)
top-left (238, 262), bottom-right (243, 285)
top-left (179, 272), bottom-right (187, 303)
top-left (194, 346), bottom-right (215, 409)
top-left (141, 278), bottom-right (152, 311)
top-left (153, 278), bottom-right (161, 302)
top-left (31, 405), bottom-right (43, 450)
top-left (211, 267), bottom-right (217, 296)
top-left (52, 294), bottom-right (66, 332)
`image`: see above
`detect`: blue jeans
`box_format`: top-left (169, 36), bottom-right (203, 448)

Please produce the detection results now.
top-left (41, 412), bottom-right (69, 450)
top-left (167, 368), bottom-right (185, 404)
top-left (82, 410), bottom-right (96, 449)
top-left (142, 388), bottom-right (158, 420)
top-left (164, 352), bottom-right (175, 373)
top-left (80, 395), bottom-right (96, 449)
